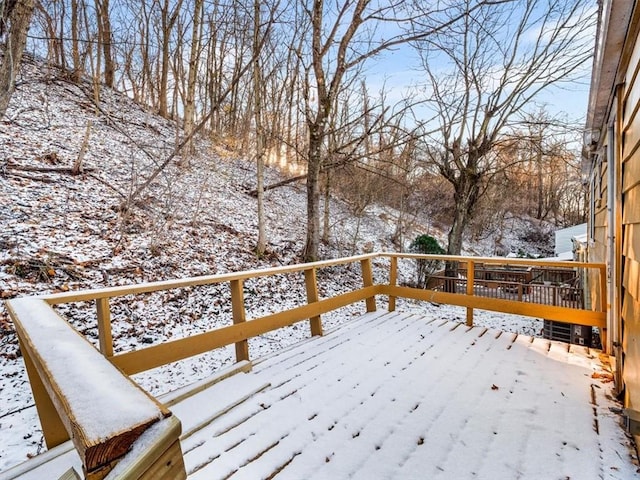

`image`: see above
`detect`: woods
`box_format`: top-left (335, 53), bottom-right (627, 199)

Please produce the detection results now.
top-left (0, 0), bottom-right (593, 259)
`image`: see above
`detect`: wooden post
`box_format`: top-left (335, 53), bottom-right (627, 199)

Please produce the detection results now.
top-left (91, 416), bottom-right (186, 480)
top-left (599, 264), bottom-right (608, 354)
top-left (466, 260), bottom-right (474, 327)
top-left (517, 283), bottom-right (523, 302)
top-left (305, 268), bottom-right (323, 336)
top-left (9, 298), bottom-right (182, 480)
top-left (599, 265), bottom-right (607, 313)
top-left (389, 256), bottom-right (398, 312)
top-left (230, 279), bottom-right (249, 362)
top-left (96, 297), bottom-right (114, 357)
top-left (20, 343), bottom-right (69, 448)
top-left (361, 258), bottom-right (377, 312)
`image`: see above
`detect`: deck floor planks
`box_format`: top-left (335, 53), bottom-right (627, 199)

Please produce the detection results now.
top-left (252, 319), bottom-right (485, 478)
top-left (183, 312), bottom-right (412, 475)
top-left (351, 328), bottom-right (523, 480)
top-left (184, 315), bottom-right (512, 478)
top-left (457, 330), bottom-right (603, 479)
top-left (176, 311), bottom-right (624, 479)
top-left (273, 322), bottom-right (492, 479)
top-left (184, 312), bottom-right (454, 478)
top-left (313, 328), bottom-right (515, 478)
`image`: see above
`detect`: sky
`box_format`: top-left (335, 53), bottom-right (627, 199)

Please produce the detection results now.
top-left (360, 0), bottom-right (596, 131)
top-left (367, 47), bottom-right (590, 120)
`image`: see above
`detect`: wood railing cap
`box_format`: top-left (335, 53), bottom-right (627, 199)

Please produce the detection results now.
top-left (37, 252), bottom-right (605, 305)
top-left (6, 298), bottom-right (168, 474)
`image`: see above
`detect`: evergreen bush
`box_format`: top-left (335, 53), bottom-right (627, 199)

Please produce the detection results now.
top-left (409, 235), bottom-right (446, 288)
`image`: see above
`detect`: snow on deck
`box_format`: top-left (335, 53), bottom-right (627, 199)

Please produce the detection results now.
top-left (2, 310), bottom-right (635, 480)
top-left (176, 311), bottom-right (634, 479)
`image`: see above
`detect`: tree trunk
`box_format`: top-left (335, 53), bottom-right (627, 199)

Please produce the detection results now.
top-left (183, 0), bottom-right (203, 157)
top-left (445, 173), bottom-right (480, 291)
top-left (254, 0), bottom-right (266, 256)
top-left (158, 0), bottom-right (184, 118)
top-left (0, 0), bottom-right (35, 118)
top-left (58, 0), bottom-right (66, 70)
top-left (536, 133), bottom-right (544, 219)
top-left (322, 170), bottom-right (331, 243)
top-left (159, 26), bottom-right (170, 118)
top-left (96, 0), bottom-right (114, 88)
top-left (444, 202), bottom-right (467, 292)
top-left (304, 128), bottom-right (323, 262)
top-left (70, 0), bottom-right (82, 82)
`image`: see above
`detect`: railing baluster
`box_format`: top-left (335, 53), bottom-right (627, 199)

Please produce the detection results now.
top-left (361, 258), bottom-right (377, 312)
top-left (599, 265), bottom-right (609, 353)
top-left (96, 297), bottom-right (114, 357)
top-left (599, 265), bottom-right (607, 313)
top-left (230, 279), bottom-right (250, 362)
top-left (305, 268), bottom-right (323, 336)
top-left (389, 256), bottom-right (398, 312)
top-left (466, 260), bottom-right (475, 326)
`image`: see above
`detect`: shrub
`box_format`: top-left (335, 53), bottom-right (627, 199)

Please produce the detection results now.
top-left (409, 235), bottom-right (446, 288)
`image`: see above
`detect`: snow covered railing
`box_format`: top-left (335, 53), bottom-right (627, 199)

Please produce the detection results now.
top-left (4, 253), bottom-right (607, 478)
top-left (39, 254), bottom-right (378, 376)
top-left (5, 298), bottom-right (186, 480)
top-left (381, 253), bottom-right (607, 346)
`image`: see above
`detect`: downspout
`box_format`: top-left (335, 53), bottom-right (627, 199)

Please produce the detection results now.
top-left (609, 82), bottom-right (624, 395)
top-left (607, 124), bottom-right (618, 357)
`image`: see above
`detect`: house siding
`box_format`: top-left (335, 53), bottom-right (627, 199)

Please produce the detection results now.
top-left (619, 17), bottom-right (640, 411)
top-left (589, 140), bottom-right (609, 313)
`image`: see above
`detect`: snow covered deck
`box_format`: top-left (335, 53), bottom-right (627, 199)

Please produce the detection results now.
top-left (5, 310), bottom-right (634, 480)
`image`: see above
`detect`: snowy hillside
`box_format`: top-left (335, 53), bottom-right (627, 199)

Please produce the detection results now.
top-left (0, 56), bottom-right (554, 470)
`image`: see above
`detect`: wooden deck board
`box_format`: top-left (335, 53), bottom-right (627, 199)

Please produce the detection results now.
top-left (175, 311), bottom-right (628, 479)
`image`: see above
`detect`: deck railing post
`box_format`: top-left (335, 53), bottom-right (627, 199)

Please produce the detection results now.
top-left (389, 256), bottom-right (398, 312)
top-left (466, 260), bottom-right (475, 327)
top-left (230, 279), bottom-right (250, 362)
top-left (96, 297), bottom-right (114, 357)
top-left (305, 268), bottom-right (323, 336)
top-left (599, 265), bottom-right (607, 313)
top-left (20, 341), bottom-right (69, 448)
top-left (361, 258), bottom-right (377, 312)
top-left (599, 264), bottom-right (609, 353)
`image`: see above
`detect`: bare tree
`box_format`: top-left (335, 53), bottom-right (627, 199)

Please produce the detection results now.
top-left (183, 0), bottom-right (204, 155)
top-left (96, 0), bottom-right (115, 87)
top-left (253, 0), bottom-right (267, 255)
top-left (157, 0), bottom-right (184, 118)
top-left (413, 0), bottom-right (594, 263)
top-left (299, 0), bottom-right (475, 261)
top-left (70, 0), bottom-right (82, 81)
top-left (0, 0), bottom-right (35, 117)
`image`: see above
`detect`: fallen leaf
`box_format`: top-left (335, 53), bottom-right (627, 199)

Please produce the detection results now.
top-left (491, 384), bottom-right (499, 390)
top-left (592, 372), bottom-right (614, 383)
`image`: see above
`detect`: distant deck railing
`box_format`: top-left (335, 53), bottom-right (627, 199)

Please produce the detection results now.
top-left (4, 253), bottom-right (607, 480)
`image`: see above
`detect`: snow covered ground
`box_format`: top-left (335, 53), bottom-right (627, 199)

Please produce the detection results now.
top-left (0, 56), bottom-right (634, 474)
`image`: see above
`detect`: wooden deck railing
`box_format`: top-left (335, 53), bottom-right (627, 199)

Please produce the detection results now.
top-left (5, 253), bottom-right (607, 479)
